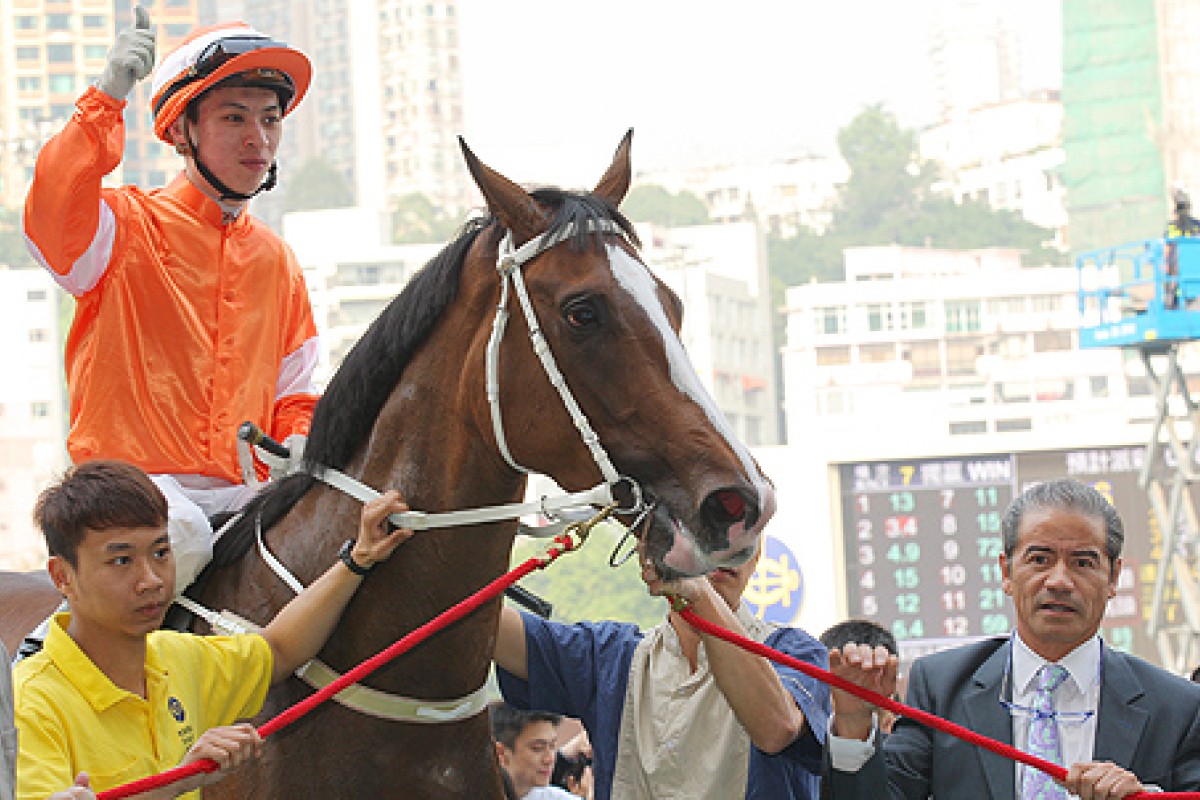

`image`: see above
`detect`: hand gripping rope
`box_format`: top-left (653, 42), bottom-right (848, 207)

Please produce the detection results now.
top-left (94, 505), bottom-right (616, 800)
top-left (673, 602), bottom-right (1200, 800)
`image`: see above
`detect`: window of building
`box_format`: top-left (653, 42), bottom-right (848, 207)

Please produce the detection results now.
top-left (945, 300), bottom-right (981, 333)
top-left (900, 301), bottom-right (928, 330)
top-left (815, 346), bottom-right (850, 366)
top-left (46, 13), bottom-right (70, 30)
top-left (905, 341), bottom-right (941, 378)
top-left (1035, 378), bottom-right (1074, 402)
top-left (27, 289), bottom-right (47, 302)
top-left (17, 77), bottom-right (41, 91)
top-left (859, 343), bottom-right (894, 363)
top-left (996, 418), bottom-right (1033, 432)
top-left (1090, 376), bottom-right (1110, 398)
top-left (744, 415), bottom-right (761, 446)
top-left (15, 15), bottom-right (38, 29)
top-left (949, 420), bottom-right (987, 435)
top-left (817, 388), bottom-right (851, 415)
top-left (994, 381), bottom-right (1033, 403)
top-left (166, 23), bottom-right (190, 37)
top-left (84, 45), bottom-right (107, 60)
top-left (31, 402), bottom-right (50, 418)
top-left (866, 303), bottom-right (892, 332)
top-left (988, 334), bottom-right (1028, 358)
top-left (1031, 295), bottom-right (1062, 313)
top-left (15, 46), bottom-right (39, 62)
top-left (987, 296), bottom-right (1027, 315)
top-left (82, 15), bottom-right (105, 28)
top-left (1032, 330), bottom-right (1072, 352)
top-left (945, 339), bottom-right (981, 376)
top-left (48, 75), bottom-right (75, 94)
top-left (28, 328), bottom-right (48, 343)
top-left (47, 44), bottom-right (73, 63)
top-left (813, 305), bottom-right (846, 335)
top-left (1127, 376), bottom-right (1153, 397)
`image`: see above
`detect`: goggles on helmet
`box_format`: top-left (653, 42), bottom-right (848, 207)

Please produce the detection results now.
top-left (153, 35), bottom-right (293, 117)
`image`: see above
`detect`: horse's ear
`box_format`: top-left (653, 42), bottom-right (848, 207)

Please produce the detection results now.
top-left (592, 129), bottom-right (634, 207)
top-left (459, 137), bottom-right (548, 241)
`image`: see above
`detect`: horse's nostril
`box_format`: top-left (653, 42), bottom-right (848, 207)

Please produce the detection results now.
top-left (704, 489), bottom-right (749, 526)
top-left (716, 489), bottom-right (746, 520)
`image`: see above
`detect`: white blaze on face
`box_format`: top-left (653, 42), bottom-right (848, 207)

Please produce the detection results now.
top-left (606, 244), bottom-right (777, 564)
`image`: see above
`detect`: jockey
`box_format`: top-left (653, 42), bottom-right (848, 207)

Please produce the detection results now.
top-left (22, 7), bottom-right (319, 608)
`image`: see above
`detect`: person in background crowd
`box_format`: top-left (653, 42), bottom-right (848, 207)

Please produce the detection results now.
top-left (551, 728), bottom-right (593, 799)
top-left (819, 619), bottom-right (900, 734)
top-left (824, 478), bottom-right (1200, 799)
top-left (489, 702), bottom-right (576, 799)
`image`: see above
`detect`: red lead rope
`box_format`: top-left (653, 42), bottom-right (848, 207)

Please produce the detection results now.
top-left (94, 531), bottom-right (586, 800)
top-left (678, 608), bottom-right (1200, 800)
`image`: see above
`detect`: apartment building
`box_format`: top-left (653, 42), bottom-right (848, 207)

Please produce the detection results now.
top-left (637, 153), bottom-right (846, 238)
top-left (0, 267), bottom-right (65, 569)
top-left (919, 95), bottom-right (1066, 248)
top-left (781, 245), bottom-right (1142, 458)
top-left (218, 0), bottom-right (471, 228)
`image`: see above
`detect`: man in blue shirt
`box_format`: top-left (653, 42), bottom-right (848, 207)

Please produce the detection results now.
top-left (494, 539), bottom-right (829, 799)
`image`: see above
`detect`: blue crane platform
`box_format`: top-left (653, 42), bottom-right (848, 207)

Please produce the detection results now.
top-left (1077, 237), bottom-right (1200, 348)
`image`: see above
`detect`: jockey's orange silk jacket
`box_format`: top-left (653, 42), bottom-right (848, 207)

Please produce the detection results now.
top-left (24, 87), bottom-right (318, 484)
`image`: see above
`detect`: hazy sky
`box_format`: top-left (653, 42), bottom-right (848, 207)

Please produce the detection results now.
top-left (457, 0), bottom-right (1059, 188)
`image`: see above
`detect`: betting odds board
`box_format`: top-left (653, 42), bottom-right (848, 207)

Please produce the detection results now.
top-left (839, 445), bottom-right (1190, 664)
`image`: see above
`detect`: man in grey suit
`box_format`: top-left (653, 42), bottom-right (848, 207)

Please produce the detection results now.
top-left (825, 478), bottom-right (1200, 799)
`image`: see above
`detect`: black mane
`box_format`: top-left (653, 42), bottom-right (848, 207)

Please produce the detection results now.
top-left (204, 189), bottom-right (637, 571)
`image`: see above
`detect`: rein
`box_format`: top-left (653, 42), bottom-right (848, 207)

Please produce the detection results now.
top-left (99, 508), bottom-right (615, 800)
top-left (181, 220), bottom-right (647, 724)
top-left (674, 606), bottom-right (1199, 800)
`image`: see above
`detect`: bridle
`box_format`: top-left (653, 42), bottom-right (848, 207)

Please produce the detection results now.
top-left (487, 218), bottom-right (642, 509)
top-left (183, 217), bottom-right (652, 723)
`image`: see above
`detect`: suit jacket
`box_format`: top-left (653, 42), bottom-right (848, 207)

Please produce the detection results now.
top-left (825, 637), bottom-right (1200, 799)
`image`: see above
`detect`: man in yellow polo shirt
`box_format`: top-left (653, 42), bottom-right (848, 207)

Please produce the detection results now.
top-left (13, 461), bottom-right (413, 799)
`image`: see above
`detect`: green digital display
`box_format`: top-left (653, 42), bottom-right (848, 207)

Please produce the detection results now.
top-left (840, 446), bottom-right (1185, 663)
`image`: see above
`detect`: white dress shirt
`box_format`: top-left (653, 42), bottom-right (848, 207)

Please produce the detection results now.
top-left (827, 633), bottom-right (1104, 800)
top-left (1009, 634), bottom-right (1101, 797)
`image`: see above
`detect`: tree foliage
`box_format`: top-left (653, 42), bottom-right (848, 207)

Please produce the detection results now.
top-left (391, 192), bottom-right (462, 244)
top-left (283, 156), bottom-right (355, 212)
top-left (768, 105), bottom-right (1062, 287)
top-left (508, 522), bottom-right (665, 629)
top-left (624, 185), bottom-right (709, 227)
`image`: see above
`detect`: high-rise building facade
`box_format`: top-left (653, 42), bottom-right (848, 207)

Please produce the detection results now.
top-left (0, 1), bottom-right (205, 212)
top-left (0, 267), bottom-right (65, 570)
top-left (216, 0), bottom-right (472, 229)
top-left (928, 0), bottom-right (1023, 121)
top-left (0, 0), bottom-right (111, 210)
top-left (780, 245), bottom-right (1141, 453)
top-left (1063, 0), bottom-right (1200, 256)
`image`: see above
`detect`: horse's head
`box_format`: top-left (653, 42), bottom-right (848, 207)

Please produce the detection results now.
top-left (459, 131), bottom-right (776, 578)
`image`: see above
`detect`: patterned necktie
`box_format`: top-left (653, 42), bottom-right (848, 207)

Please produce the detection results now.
top-left (1022, 663), bottom-right (1070, 800)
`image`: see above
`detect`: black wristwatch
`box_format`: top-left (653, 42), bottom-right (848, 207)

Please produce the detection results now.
top-left (339, 539), bottom-right (373, 576)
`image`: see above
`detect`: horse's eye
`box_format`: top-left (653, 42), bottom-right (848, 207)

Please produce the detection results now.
top-left (563, 297), bottom-right (601, 330)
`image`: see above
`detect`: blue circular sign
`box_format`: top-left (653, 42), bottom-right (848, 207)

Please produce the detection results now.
top-left (741, 535), bottom-right (804, 625)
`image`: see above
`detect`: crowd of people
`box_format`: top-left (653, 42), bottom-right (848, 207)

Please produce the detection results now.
top-left (8, 6), bottom-right (1200, 800)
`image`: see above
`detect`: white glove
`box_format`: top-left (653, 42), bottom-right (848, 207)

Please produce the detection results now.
top-left (97, 6), bottom-right (155, 101)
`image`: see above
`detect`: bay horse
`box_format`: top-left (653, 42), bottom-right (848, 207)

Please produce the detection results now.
top-left (0, 131), bottom-right (776, 798)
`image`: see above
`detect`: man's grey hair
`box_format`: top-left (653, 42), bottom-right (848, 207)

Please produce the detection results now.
top-left (1001, 478), bottom-right (1124, 568)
